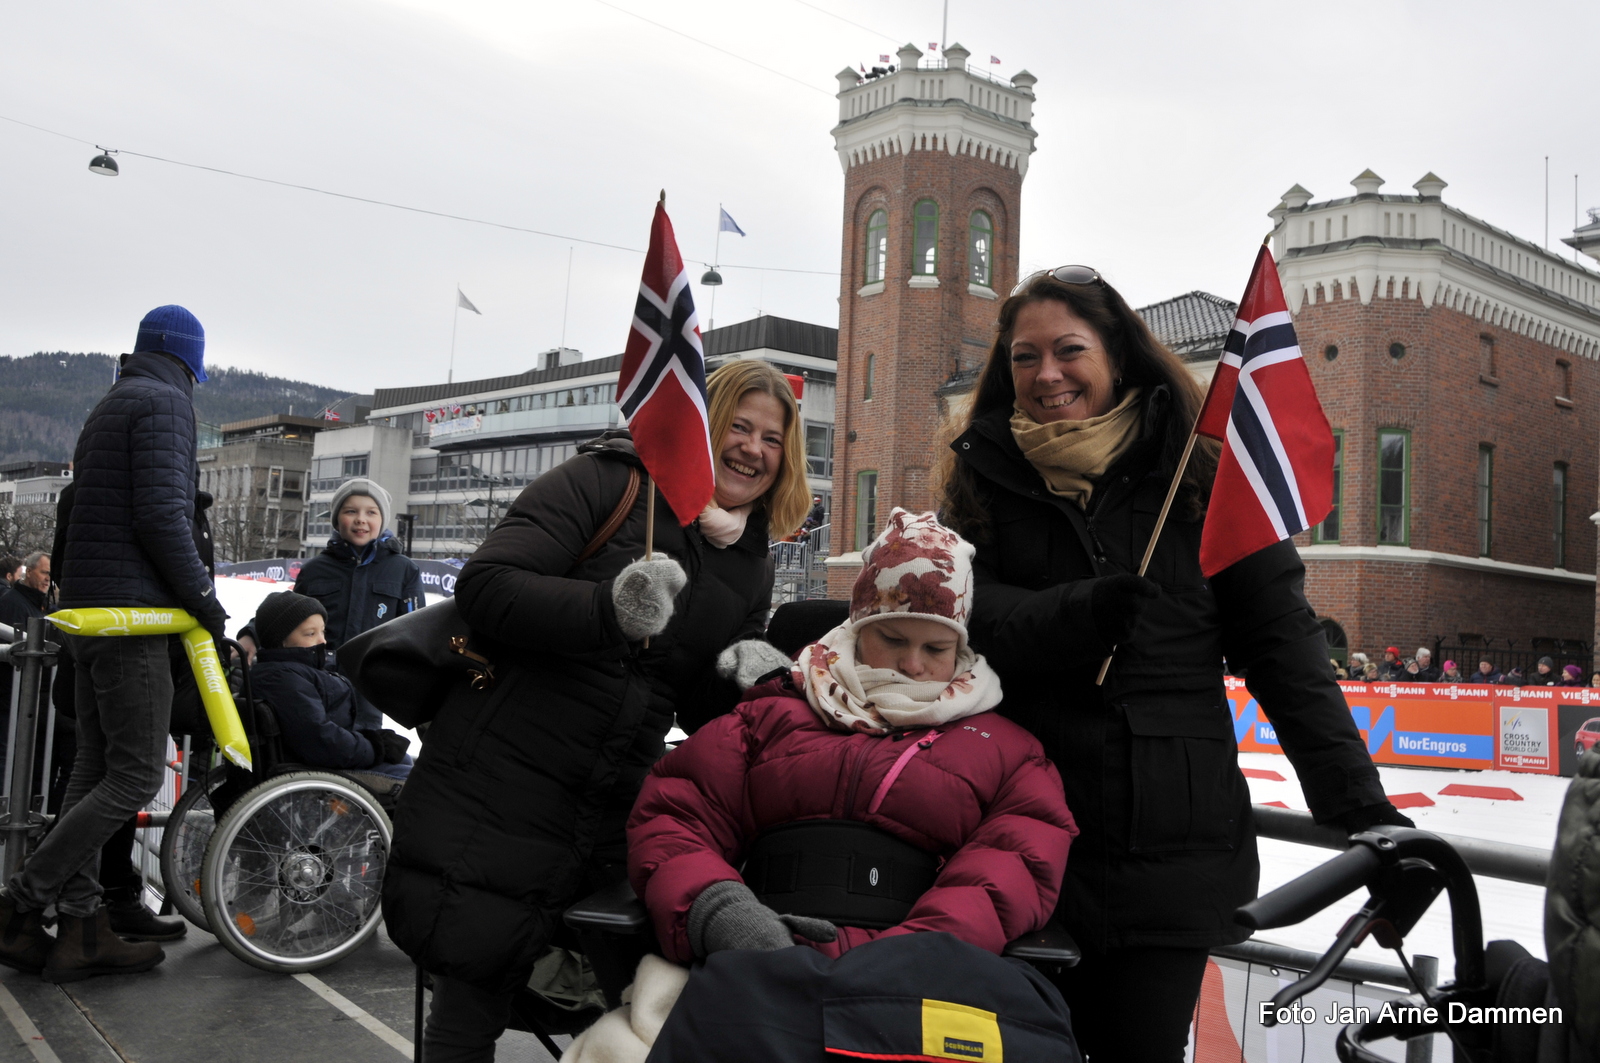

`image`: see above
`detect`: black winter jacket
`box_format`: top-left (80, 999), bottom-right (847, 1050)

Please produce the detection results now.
top-left (250, 646), bottom-right (380, 770)
top-left (383, 432), bottom-right (774, 992)
top-left (58, 353), bottom-right (215, 615)
top-left (953, 394), bottom-right (1386, 952)
top-left (293, 535), bottom-right (424, 650)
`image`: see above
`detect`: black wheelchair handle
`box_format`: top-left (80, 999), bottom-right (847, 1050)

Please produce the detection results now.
top-left (1236, 844), bottom-right (1383, 931)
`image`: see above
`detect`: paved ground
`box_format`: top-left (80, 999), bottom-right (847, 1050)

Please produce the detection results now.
top-left (0, 925), bottom-right (570, 1063)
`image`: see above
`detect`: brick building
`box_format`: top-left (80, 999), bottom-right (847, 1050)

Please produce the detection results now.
top-left (824, 42), bottom-right (1038, 595)
top-left (1272, 171), bottom-right (1600, 669)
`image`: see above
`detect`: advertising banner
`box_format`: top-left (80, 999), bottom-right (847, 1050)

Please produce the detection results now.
top-left (1228, 677), bottom-right (1499, 772)
top-left (216, 558), bottom-right (465, 596)
top-left (1544, 685), bottom-right (1600, 777)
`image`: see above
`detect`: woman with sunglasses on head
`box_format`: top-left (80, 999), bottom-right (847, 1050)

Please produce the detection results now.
top-left (937, 266), bottom-right (1408, 1061)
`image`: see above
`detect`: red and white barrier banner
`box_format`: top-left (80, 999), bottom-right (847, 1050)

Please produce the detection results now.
top-left (1226, 677), bottom-right (1587, 776)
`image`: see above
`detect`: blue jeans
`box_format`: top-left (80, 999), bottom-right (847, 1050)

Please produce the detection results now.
top-left (8, 635), bottom-right (172, 918)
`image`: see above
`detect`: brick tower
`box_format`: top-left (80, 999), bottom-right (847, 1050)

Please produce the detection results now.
top-left (825, 43), bottom-right (1038, 594)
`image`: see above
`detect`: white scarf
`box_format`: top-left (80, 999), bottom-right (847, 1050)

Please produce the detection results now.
top-left (796, 621), bottom-right (1002, 734)
top-left (697, 503), bottom-right (751, 549)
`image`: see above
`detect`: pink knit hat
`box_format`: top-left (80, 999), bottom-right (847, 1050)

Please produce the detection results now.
top-left (848, 509), bottom-right (974, 648)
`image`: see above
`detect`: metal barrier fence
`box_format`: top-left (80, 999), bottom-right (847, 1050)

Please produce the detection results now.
top-left (771, 523), bottom-right (830, 604)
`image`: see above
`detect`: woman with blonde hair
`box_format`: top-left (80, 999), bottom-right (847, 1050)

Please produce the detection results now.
top-left (385, 358), bottom-right (808, 1062)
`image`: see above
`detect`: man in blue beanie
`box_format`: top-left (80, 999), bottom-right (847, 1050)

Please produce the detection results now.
top-left (0, 304), bottom-right (227, 982)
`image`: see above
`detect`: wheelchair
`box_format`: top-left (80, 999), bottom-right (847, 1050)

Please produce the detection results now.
top-left (158, 640), bottom-right (396, 974)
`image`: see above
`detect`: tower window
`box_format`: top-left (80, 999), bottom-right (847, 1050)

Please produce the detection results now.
top-left (864, 209), bottom-right (888, 283)
top-left (1553, 462), bottom-right (1568, 568)
top-left (863, 353), bottom-right (875, 401)
top-left (1315, 430), bottom-right (1343, 543)
top-left (855, 471), bottom-right (879, 550)
top-left (1377, 429), bottom-right (1409, 544)
top-left (968, 211), bottom-right (993, 288)
top-left (913, 199), bottom-right (939, 275)
top-left (1476, 445), bottom-right (1493, 557)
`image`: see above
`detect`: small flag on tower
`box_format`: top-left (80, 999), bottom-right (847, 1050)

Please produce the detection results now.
top-left (990, 55), bottom-right (1002, 64)
top-left (618, 198), bottom-right (716, 526)
top-left (878, 54), bottom-right (890, 62)
top-left (718, 208), bottom-right (746, 236)
top-left (456, 288), bottom-right (481, 314)
top-left (928, 42), bottom-right (938, 51)
top-left (1194, 246), bottom-right (1335, 576)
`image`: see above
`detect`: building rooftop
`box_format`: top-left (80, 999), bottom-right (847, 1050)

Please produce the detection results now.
top-left (372, 314), bottom-right (837, 412)
top-left (218, 414), bottom-right (338, 443)
top-left (1136, 290), bottom-right (1238, 360)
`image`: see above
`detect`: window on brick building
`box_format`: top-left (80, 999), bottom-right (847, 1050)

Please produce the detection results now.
top-left (1553, 463), bottom-right (1568, 568)
top-left (913, 200), bottom-right (939, 275)
top-left (1476, 445), bottom-right (1494, 557)
top-left (1557, 359), bottom-right (1573, 399)
top-left (1315, 431), bottom-right (1343, 542)
top-left (865, 210), bottom-right (888, 283)
top-left (1377, 430), bottom-right (1409, 544)
top-left (1319, 618), bottom-right (1348, 669)
top-left (863, 353), bottom-right (876, 401)
top-left (1479, 335), bottom-right (1497, 377)
top-left (968, 211), bottom-right (993, 288)
top-left (855, 471), bottom-right (879, 550)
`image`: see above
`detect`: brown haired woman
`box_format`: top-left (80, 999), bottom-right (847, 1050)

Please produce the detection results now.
top-left (939, 267), bottom-right (1408, 1061)
top-left (385, 359), bottom-right (808, 1061)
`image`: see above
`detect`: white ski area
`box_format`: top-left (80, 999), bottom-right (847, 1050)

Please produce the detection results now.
top-left (219, 575), bottom-right (1563, 970)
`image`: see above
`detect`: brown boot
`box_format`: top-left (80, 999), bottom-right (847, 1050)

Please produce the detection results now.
top-left (0, 890), bottom-right (54, 974)
top-left (43, 906), bottom-right (164, 983)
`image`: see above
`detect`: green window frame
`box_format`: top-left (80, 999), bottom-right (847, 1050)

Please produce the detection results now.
top-left (864, 209), bottom-right (888, 284)
top-left (1315, 430), bottom-right (1343, 542)
top-left (968, 211), bottom-right (993, 288)
top-left (1553, 462), bottom-right (1568, 568)
top-left (912, 199), bottom-right (939, 276)
top-left (1376, 429), bottom-right (1409, 545)
top-left (855, 470), bottom-right (879, 550)
top-left (1476, 445), bottom-right (1493, 556)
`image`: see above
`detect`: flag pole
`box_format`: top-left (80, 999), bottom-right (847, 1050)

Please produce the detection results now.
top-left (1093, 429), bottom-right (1199, 686)
top-left (448, 283), bottom-right (460, 385)
top-left (642, 475), bottom-right (656, 648)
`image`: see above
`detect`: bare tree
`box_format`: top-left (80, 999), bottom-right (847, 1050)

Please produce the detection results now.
top-left (0, 502), bottom-right (56, 559)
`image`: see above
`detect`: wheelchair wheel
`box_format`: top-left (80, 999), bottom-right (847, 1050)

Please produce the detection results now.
top-left (158, 768), bottom-right (228, 932)
top-left (200, 770), bottom-right (391, 973)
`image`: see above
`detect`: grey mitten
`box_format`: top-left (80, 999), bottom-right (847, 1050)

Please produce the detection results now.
top-left (716, 639), bottom-right (794, 691)
top-left (611, 557), bottom-right (688, 641)
top-left (686, 880), bottom-right (837, 958)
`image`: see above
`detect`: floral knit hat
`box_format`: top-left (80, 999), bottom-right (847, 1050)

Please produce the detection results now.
top-left (799, 509), bottom-right (1000, 733)
top-left (847, 508), bottom-right (975, 652)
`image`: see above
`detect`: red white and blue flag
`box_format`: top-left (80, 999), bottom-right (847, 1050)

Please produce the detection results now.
top-left (1195, 246), bottom-right (1334, 576)
top-left (618, 199), bottom-right (716, 526)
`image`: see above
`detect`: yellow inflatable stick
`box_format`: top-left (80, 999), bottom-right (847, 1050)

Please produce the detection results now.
top-left (47, 608), bottom-right (253, 770)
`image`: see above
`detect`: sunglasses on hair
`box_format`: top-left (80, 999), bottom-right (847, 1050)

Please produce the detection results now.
top-left (1010, 264), bottom-right (1102, 297)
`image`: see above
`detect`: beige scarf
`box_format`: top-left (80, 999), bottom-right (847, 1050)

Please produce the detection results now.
top-left (1010, 388), bottom-right (1143, 507)
top-left (796, 621), bottom-right (1002, 734)
top-left (696, 502), bottom-right (751, 549)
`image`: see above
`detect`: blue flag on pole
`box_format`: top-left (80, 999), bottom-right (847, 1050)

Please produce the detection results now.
top-left (718, 208), bottom-right (746, 236)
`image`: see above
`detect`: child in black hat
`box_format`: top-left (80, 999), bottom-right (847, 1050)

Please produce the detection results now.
top-left (249, 591), bottom-right (412, 779)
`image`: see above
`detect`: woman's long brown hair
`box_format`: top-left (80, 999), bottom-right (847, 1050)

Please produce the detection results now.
top-left (936, 273), bottom-right (1219, 543)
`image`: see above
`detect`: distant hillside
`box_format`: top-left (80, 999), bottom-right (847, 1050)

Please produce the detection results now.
top-left (0, 353), bottom-right (351, 464)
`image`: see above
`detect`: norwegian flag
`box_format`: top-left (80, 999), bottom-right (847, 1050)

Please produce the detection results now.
top-left (618, 199), bottom-right (716, 525)
top-left (1195, 246), bottom-right (1334, 576)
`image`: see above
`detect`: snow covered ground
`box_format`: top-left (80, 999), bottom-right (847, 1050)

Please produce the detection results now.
top-left (1241, 749), bottom-right (1563, 966)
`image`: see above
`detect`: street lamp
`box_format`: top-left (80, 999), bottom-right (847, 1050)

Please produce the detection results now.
top-left (88, 148), bottom-right (119, 176)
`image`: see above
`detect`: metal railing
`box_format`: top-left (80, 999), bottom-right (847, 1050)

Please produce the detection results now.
top-left (771, 523), bottom-right (831, 605)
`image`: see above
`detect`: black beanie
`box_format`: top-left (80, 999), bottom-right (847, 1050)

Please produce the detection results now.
top-left (254, 591), bottom-right (328, 649)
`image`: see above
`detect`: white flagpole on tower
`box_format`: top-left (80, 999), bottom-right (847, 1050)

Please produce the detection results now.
top-left (709, 204), bottom-right (724, 331)
top-left (449, 282), bottom-right (460, 384)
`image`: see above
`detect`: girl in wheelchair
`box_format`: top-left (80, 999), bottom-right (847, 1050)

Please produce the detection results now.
top-left (247, 591), bottom-right (413, 779)
top-left (575, 511), bottom-right (1079, 1060)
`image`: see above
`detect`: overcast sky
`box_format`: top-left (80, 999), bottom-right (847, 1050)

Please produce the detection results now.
top-left (3, 1), bottom-right (1597, 394)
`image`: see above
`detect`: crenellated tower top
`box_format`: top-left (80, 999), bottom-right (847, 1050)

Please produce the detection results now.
top-left (831, 42), bottom-right (1038, 175)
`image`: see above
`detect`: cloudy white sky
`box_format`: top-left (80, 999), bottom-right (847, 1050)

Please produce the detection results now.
top-left (3, 1), bottom-right (1597, 394)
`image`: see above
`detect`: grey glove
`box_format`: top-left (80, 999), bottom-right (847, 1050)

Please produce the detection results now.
top-left (611, 557), bottom-right (688, 641)
top-left (687, 880), bottom-right (837, 958)
top-left (716, 639), bottom-right (794, 691)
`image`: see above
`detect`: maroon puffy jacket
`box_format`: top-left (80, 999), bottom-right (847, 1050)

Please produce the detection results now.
top-left (628, 677), bottom-right (1078, 964)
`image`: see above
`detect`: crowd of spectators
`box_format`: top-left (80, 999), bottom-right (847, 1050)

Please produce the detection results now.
top-left (1333, 646), bottom-right (1600, 687)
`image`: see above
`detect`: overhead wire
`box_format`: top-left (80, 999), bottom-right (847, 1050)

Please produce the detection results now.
top-left (784, 0), bottom-right (903, 47)
top-left (0, 113), bottom-right (840, 277)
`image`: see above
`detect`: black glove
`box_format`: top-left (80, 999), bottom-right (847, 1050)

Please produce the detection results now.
top-left (360, 729), bottom-right (411, 764)
top-left (1088, 574), bottom-right (1160, 648)
top-left (191, 592), bottom-right (229, 650)
top-left (1332, 801), bottom-right (1415, 834)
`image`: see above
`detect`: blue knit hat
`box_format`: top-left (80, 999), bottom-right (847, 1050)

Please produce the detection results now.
top-left (133, 305), bottom-right (206, 382)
